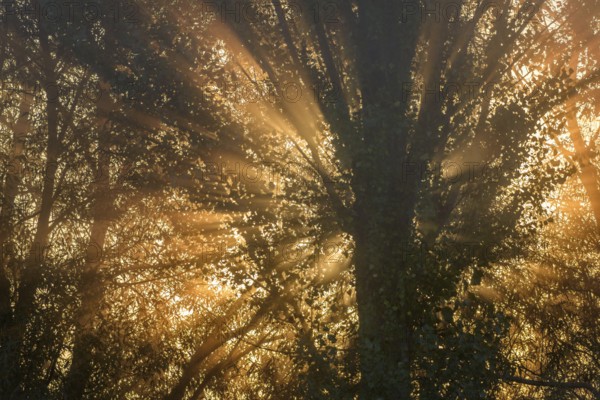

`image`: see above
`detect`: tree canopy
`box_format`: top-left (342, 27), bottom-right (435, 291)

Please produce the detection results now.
top-left (0, 0), bottom-right (598, 399)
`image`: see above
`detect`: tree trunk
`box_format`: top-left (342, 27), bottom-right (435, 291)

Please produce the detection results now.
top-left (0, 93), bottom-right (33, 399)
top-left (0, 92), bottom-right (32, 332)
top-left (565, 99), bottom-right (600, 229)
top-left (352, 2), bottom-right (421, 398)
top-left (5, 27), bottom-right (60, 396)
top-left (165, 287), bottom-right (272, 400)
top-left (62, 115), bottom-right (113, 400)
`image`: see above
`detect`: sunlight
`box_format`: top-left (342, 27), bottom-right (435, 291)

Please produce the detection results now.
top-left (1, 0), bottom-right (598, 398)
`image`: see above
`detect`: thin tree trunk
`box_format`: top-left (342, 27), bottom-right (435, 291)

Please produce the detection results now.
top-left (0, 92), bottom-right (32, 330)
top-left (165, 287), bottom-right (273, 400)
top-left (190, 334), bottom-right (271, 400)
top-left (62, 115), bottom-right (113, 399)
top-left (566, 101), bottom-right (600, 228)
top-left (6, 27), bottom-right (60, 396)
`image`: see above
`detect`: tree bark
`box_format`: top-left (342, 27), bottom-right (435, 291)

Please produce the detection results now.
top-left (352, 2), bottom-right (421, 398)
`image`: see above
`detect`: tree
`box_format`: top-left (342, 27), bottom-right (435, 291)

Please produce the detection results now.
top-left (0, 0), bottom-right (598, 398)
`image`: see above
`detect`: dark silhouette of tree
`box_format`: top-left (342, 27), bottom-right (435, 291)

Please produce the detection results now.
top-left (0, 0), bottom-right (598, 399)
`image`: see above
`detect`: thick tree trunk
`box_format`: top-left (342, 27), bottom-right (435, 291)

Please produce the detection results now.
top-left (352, 2), bottom-right (421, 398)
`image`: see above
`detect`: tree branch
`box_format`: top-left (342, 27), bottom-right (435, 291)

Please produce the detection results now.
top-left (503, 375), bottom-right (600, 399)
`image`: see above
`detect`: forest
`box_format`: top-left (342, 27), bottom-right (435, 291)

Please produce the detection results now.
top-left (0, 0), bottom-right (598, 399)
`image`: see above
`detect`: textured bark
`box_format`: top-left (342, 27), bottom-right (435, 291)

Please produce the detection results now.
top-left (352, 2), bottom-right (421, 398)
